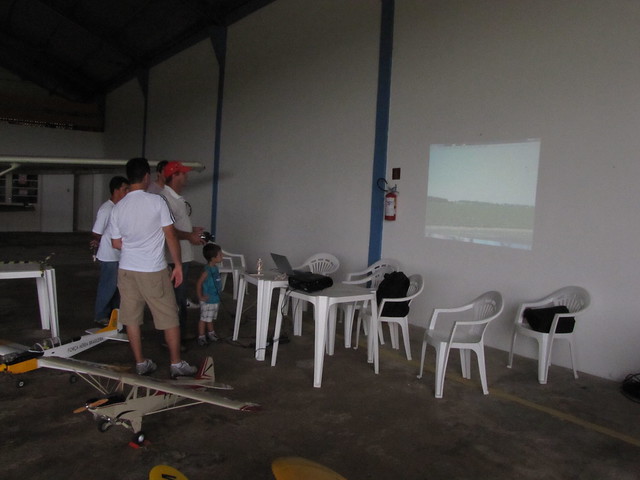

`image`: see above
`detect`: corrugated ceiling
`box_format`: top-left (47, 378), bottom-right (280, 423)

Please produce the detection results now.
top-left (0, 0), bottom-right (275, 103)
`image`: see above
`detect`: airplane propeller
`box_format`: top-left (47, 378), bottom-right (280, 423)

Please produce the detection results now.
top-left (73, 398), bottom-right (109, 413)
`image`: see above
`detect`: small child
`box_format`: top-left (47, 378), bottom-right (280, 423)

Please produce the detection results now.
top-left (196, 243), bottom-right (224, 346)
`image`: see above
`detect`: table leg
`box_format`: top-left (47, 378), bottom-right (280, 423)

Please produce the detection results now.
top-left (254, 280), bottom-right (275, 361)
top-left (367, 298), bottom-right (379, 374)
top-left (292, 298), bottom-right (303, 336)
top-left (270, 289), bottom-right (286, 366)
top-left (342, 302), bottom-right (356, 349)
top-left (253, 281), bottom-right (265, 360)
top-left (232, 276), bottom-right (247, 341)
top-left (44, 268), bottom-right (59, 338)
top-left (35, 275), bottom-right (50, 331)
top-left (313, 297), bottom-right (330, 388)
top-left (232, 268), bottom-right (241, 300)
top-left (326, 305), bottom-right (338, 355)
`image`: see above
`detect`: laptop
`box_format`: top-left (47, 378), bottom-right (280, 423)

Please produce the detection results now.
top-left (271, 253), bottom-right (333, 292)
top-left (271, 253), bottom-right (305, 275)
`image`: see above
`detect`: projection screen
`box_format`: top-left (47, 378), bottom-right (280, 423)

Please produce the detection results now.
top-left (425, 139), bottom-right (541, 250)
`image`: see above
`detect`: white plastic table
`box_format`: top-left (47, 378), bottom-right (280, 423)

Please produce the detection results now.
top-left (233, 270), bottom-right (289, 361)
top-left (0, 262), bottom-right (60, 337)
top-left (270, 284), bottom-right (379, 388)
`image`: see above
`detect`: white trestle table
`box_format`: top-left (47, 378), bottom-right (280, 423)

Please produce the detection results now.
top-left (0, 262), bottom-right (60, 338)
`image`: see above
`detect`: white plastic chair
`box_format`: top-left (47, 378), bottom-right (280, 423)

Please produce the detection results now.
top-left (290, 253), bottom-right (340, 336)
top-left (418, 291), bottom-right (503, 398)
top-left (218, 249), bottom-right (246, 300)
top-left (507, 286), bottom-right (590, 384)
top-left (340, 259), bottom-right (400, 348)
top-left (360, 274), bottom-right (424, 361)
top-left (293, 253), bottom-right (340, 276)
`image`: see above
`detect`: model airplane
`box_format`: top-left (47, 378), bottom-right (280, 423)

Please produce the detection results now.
top-left (0, 308), bottom-right (259, 443)
top-left (42, 355), bottom-right (260, 445)
top-left (0, 310), bottom-right (127, 384)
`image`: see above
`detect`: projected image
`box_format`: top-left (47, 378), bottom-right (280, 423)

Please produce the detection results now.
top-left (425, 139), bottom-right (541, 250)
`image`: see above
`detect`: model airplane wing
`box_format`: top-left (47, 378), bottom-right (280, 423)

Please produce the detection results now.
top-left (0, 155), bottom-right (205, 177)
top-left (0, 311), bottom-right (127, 375)
top-left (38, 356), bottom-right (259, 411)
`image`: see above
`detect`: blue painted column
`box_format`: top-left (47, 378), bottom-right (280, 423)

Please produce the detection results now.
top-left (210, 26), bottom-right (227, 237)
top-left (368, 0), bottom-right (395, 265)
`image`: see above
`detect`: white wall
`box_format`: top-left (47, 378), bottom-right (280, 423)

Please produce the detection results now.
top-left (0, 123), bottom-right (104, 231)
top-left (103, 78), bottom-right (145, 160)
top-left (384, 0), bottom-right (640, 380)
top-left (218, 0), bottom-right (380, 273)
top-left (40, 174), bottom-right (74, 231)
top-left (214, 0), bottom-right (640, 380)
top-left (145, 39), bottom-right (219, 262)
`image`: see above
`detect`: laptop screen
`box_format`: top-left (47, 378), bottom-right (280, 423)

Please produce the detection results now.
top-left (271, 253), bottom-right (294, 274)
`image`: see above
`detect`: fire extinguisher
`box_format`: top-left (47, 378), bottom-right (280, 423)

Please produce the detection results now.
top-left (384, 185), bottom-right (398, 221)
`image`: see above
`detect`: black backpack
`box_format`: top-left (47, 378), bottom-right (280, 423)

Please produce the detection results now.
top-left (523, 306), bottom-right (575, 333)
top-left (376, 271), bottom-right (411, 317)
top-left (621, 373), bottom-right (640, 403)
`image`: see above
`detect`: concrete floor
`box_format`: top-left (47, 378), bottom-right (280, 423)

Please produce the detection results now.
top-left (0, 232), bottom-right (639, 480)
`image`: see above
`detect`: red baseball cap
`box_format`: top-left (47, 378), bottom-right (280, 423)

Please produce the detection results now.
top-left (163, 161), bottom-right (192, 178)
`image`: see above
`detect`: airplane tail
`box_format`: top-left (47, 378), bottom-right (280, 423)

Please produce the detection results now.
top-left (96, 309), bottom-right (119, 333)
top-left (107, 309), bottom-right (119, 329)
top-left (172, 356), bottom-right (231, 389)
top-left (88, 309), bottom-right (128, 342)
top-left (195, 356), bottom-right (215, 385)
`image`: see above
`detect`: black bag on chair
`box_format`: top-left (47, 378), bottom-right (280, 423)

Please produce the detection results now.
top-left (376, 271), bottom-right (410, 317)
top-left (523, 305), bottom-right (575, 333)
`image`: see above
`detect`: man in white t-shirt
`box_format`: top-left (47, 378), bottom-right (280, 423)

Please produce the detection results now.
top-left (109, 157), bottom-right (196, 378)
top-left (160, 161), bottom-right (205, 342)
top-left (146, 160), bottom-right (168, 195)
top-left (90, 176), bottom-right (129, 326)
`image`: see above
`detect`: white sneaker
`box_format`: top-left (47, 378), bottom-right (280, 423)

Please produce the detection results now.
top-left (170, 360), bottom-right (197, 378)
top-left (136, 359), bottom-right (157, 376)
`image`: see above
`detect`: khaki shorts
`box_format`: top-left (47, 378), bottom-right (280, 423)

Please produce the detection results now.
top-left (117, 268), bottom-right (179, 330)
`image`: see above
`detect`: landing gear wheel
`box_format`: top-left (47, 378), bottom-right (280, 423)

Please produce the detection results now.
top-left (97, 420), bottom-right (112, 433)
top-left (69, 374), bottom-right (78, 384)
top-left (16, 379), bottom-right (26, 388)
top-left (133, 431), bottom-right (146, 445)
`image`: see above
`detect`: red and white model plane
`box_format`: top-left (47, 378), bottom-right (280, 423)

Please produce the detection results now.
top-left (0, 311), bottom-right (260, 444)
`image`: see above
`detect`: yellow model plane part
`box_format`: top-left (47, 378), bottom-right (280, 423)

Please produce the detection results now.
top-left (0, 357), bottom-right (39, 374)
top-left (96, 309), bottom-right (119, 334)
top-left (149, 465), bottom-right (188, 480)
top-left (271, 457), bottom-right (347, 480)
